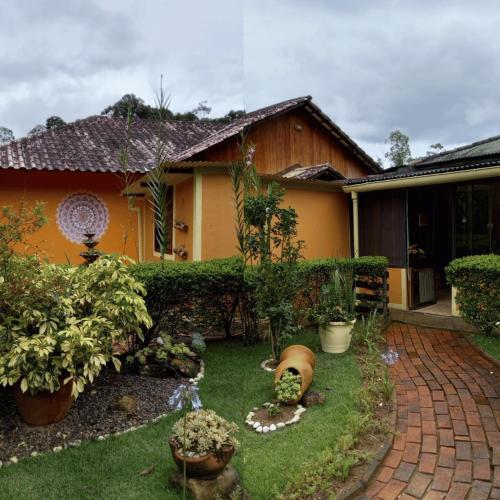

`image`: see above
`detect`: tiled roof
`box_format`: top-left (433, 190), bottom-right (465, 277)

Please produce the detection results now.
top-left (279, 163), bottom-right (346, 181)
top-left (0, 95), bottom-right (380, 174)
top-left (346, 134), bottom-right (500, 186)
top-left (0, 117), bottom-right (222, 173)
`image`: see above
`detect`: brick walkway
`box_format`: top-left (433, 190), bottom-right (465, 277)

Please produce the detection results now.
top-left (364, 323), bottom-right (500, 500)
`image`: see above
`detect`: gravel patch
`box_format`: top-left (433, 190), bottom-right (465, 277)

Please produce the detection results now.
top-left (0, 369), bottom-right (186, 462)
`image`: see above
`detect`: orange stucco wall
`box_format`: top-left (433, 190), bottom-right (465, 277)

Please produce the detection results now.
top-left (200, 173), bottom-right (351, 261)
top-left (0, 170), bottom-right (140, 264)
top-left (387, 267), bottom-right (405, 307)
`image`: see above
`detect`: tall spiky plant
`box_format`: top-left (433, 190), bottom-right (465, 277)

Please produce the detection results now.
top-left (229, 133), bottom-right (260, 265)
top-left (146, 77), bottom-right (172, 261)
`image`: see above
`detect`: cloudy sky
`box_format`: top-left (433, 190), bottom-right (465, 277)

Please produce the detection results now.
top-left (1, 0), bottom-right (499, 164)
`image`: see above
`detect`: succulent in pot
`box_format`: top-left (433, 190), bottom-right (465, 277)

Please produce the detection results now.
top-left (275, 369), bottom-right (302, 404)
top-left (0, 255), bottom-right (152, 425)
top-left (312, 267), bottom-right (356, 353)
top-left (169, 409), bottom-right (239, 479)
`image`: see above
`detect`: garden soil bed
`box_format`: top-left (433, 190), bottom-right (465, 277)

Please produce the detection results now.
top-left (0, 369), bottom-right (185, 462)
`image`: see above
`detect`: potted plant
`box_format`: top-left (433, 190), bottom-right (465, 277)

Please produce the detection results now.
top-left (313, 267), bottom-right (356, 353)
top-left (169, 409), bottom-right (239, 479)
top-left (0, 255), bottom-right (152, 425)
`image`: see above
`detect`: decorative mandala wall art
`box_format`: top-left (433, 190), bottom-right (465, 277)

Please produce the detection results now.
top-left (56, 193), bottom-right (109, 243)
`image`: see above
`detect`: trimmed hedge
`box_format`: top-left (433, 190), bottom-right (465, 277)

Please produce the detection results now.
top-left (446, 254), bottom-right (500, 335)
top-left (131, 255), bottom-right (389, 342)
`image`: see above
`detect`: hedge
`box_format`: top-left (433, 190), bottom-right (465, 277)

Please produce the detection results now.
top-left (446, 254), bottom-right (500, 335)
top-left (131, 255), bottom-right (388, 343)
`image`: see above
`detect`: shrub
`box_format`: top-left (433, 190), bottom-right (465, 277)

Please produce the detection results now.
top-left (446, 254), bottom-right (500, 335)
top-left (130, 257), bottom-right (244, 344)
top-left (0, 255), bottom-right (152, 396)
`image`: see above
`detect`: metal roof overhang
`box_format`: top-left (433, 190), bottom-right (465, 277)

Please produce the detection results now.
top-left (343, 165), bottom-right (500, 193)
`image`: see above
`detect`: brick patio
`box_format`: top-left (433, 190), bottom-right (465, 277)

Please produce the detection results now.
top-left (363, 323), bottom-right (500, 499)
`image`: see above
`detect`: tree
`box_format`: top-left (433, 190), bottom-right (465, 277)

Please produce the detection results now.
top-left (46, 116), bottom-right (66, 130)
top-left (28, 124), bottom-right (47, 136)
top-left (0, 127), bottom-right (14, 145)
top-left (102, 94), bottom-right (155, 119)
top-left (384, 129), bottom-right (412, 167)
top-left (426, 143), bottom-right (444, 157)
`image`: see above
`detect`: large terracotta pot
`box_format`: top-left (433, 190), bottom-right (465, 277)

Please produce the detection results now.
top-left (169, 439), bottom-right (234, 480)
top-left (280, 345), bottom-right (316, 370)
top-left (13, 378), bottom-right (74, 426)
top-left (274, 358), bottom-right (314, 405)
top-left (319, 320), bottom-right (356, 354)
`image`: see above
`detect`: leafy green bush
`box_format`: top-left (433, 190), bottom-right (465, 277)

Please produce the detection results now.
top-left (0, 255), bottom-right (152, 396)
top-left (130, 257), bottom-right (244, 344)
top-left (446, 254), bottom-right (500, 335)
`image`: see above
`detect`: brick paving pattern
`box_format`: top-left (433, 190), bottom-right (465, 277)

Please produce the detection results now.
top-left (364, 323), bottom-right (500, 499)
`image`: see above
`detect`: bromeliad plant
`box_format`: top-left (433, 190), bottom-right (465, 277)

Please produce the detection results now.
top-left (312, 267), bottom-right (356, 326)
top-left (0, 255), bottom-right (152, 397)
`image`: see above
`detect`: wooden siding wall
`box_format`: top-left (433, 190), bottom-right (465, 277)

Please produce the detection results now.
top-left (202, 108), bottom-right (371, 179)
top-left (359, 190), bottom-right (407, 268)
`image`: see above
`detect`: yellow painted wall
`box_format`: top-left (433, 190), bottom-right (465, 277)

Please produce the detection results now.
top-left (0, 170), bottom-right (140, 264)
top-left (387, 267), bottom-right (406, 309)
top-left (200, 173), bottom-right (351, 261)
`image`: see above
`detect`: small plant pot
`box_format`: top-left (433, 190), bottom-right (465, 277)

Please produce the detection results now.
top-left (169, 439), bottom-right (234, 480)
top-left (319, 320), bottom-right (356, 354)
top-left (13, 379), bottom-right (74, 426)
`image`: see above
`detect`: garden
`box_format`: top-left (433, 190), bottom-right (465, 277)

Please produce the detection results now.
top-left (0, 168), bottom-right (397, 500)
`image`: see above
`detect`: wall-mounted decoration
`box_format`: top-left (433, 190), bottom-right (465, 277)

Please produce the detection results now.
top-left (174, 220), bottom-right (189, 232)
top-left (56, 193), bottom-right (109, 244)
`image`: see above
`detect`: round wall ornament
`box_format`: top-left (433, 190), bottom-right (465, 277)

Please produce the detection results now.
top-left (56, 193), bottom-right (109, 243)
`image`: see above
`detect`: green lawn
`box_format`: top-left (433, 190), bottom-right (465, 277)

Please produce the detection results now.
top-left (469, 334), bottom-right (500, 360)
top-left (0, 331), bottom-right (361, 500)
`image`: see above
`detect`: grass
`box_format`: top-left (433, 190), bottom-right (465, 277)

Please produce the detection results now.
top-left (469, 333), bottom-right (500, 360)
top-left (0, 330), bottom-right (361, 500)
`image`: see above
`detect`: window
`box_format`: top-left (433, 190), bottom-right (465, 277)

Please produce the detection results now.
top-left (153, 185), bottom-right (174, 255)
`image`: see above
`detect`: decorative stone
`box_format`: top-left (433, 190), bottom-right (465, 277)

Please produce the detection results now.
top-left (97, 435), bottom-right (105, 441)
top-left (31, 451), bottom-right (38, 457)
top-left (289, 416), bottom-right (299, 424)
top-left (10, 456), bottom-right (18, 464)
top-left (113, 395), bottom-right (137, 414)
top-left (262, 426), bottom-right (269, 433)
top-left (170, 464), bottom-right (248, 500)
top-left (270, 424), bottom-right (277, 431)
top-left (277, 422), bottom-right (285, 429)
top-left (253, 422), bottom-right (260, 429)
top-left (53, 446), bottom-right (63, 453)
top-left (256, 426), bottom-right (263, 433)
top-left (301, 390), bottom-right (326, 407)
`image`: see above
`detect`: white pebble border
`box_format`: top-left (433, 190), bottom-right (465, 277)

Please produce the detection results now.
top-left (245, 402), bottom-right (306, 434)
top-left (0, 361), bottom-right (206, 468)
top-left (260, 359), bottom-right (276, 372)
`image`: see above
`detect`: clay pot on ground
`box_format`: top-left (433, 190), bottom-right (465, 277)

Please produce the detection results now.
top-left (169, 439), bottom-right (235, 480)
top-left (319, 320), bottom-right (356, 354)
top-left (13, 378), bottom-right (74, 426)
top-left (280, 345), bottom-right (316, 370)
top-left (274, 344), bottom-right (316, 404)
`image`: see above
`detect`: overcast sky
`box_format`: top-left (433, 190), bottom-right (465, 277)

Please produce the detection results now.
top-left (1, 0), bottom-right (500, 164)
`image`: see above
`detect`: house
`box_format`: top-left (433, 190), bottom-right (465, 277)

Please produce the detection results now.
top-left (0, 96), bottom-right (380, 266)
top-left (343, 135), bottom-right (500, 315)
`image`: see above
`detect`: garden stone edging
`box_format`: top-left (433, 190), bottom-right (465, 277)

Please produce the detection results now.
top-left (246, 402), bottom-right (306, 433)
top-left (260, 359), bottom-right (276, 372)
top-left (0, 361), bottom-right (205, 468)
